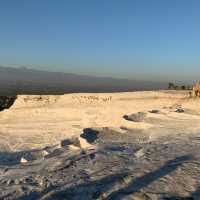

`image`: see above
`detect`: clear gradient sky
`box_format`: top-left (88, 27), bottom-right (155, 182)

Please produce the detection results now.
top-left (1, 0), bottom-right (200, 81)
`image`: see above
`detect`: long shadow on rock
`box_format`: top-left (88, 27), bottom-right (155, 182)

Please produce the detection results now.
top-left (15, 172), bottom-right (129, 200)
top-left (106, 155), bottom-right (192, 200)
top-left (191, 186), bottom-right (200, 198)
top-left (0, 147), bottom-right (58, 166)
top-left (164, 197), bottom-right (194, 200)
top-left (164, 186), bottom-right (200, 200)
top-left (15, 155), bottom-right (193, 200)
top-left (0, 150), bottom-right (38, 166)
top-left (0, 96), bottom-right (17, 111)
top-left (0, 151), bottom-right (24, 166)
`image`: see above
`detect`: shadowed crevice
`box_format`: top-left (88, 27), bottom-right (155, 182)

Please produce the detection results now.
top-left (0, 96), bottom-right (17, 111)
top-left (80, 128), bottom-right (99, 143)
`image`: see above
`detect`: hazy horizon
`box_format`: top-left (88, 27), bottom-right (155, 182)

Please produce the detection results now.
top-left (0, 64), bottom-right (197, 84)
top-left (1, 0), bottom-right (200, 82)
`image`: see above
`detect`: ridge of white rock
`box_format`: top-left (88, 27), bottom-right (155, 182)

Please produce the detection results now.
top-left (20, 157), bottom-right (28, 164)
top-left (1, 91), bottom-right (200, 199)
top-left (68, 144), bottom-right (80, 151)
top-left (78, 137), bottom-right (95, 149)
top-left (0, 90), bottom-right (196, 152)
top-left (42, 150), bottom-right (49, 157)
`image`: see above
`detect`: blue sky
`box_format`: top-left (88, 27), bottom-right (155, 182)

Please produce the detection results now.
top-left (0, 0), bottom-right (200, 81)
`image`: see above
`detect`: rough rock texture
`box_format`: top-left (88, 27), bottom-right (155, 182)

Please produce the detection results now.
top-left (0, 91), bottom-right (191, 151)
top-left (0, 127), bottom-right (200, 200)
top-left (0, 91), bottom-right (200, 199)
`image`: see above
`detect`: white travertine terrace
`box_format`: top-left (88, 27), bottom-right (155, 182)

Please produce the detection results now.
top-left (0, 90), bottom-right (198, 151)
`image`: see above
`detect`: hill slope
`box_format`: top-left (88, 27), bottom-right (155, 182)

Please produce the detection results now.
top-left (0, 66), bottom-right (167, 95)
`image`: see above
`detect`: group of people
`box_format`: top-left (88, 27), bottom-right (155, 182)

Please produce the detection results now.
top-left (72, 95), bottom-right (112, 103)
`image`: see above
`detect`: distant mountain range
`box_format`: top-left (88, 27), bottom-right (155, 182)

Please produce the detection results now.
top-left (0, 66), bottom-right (167, 95)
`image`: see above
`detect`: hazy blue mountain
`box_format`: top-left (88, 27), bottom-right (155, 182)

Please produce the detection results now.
top-left (0, 66), bottom-right (167, 95)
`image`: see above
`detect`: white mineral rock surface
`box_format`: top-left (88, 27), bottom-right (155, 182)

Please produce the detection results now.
top-left (0, 91), bottom-right (200, 199)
